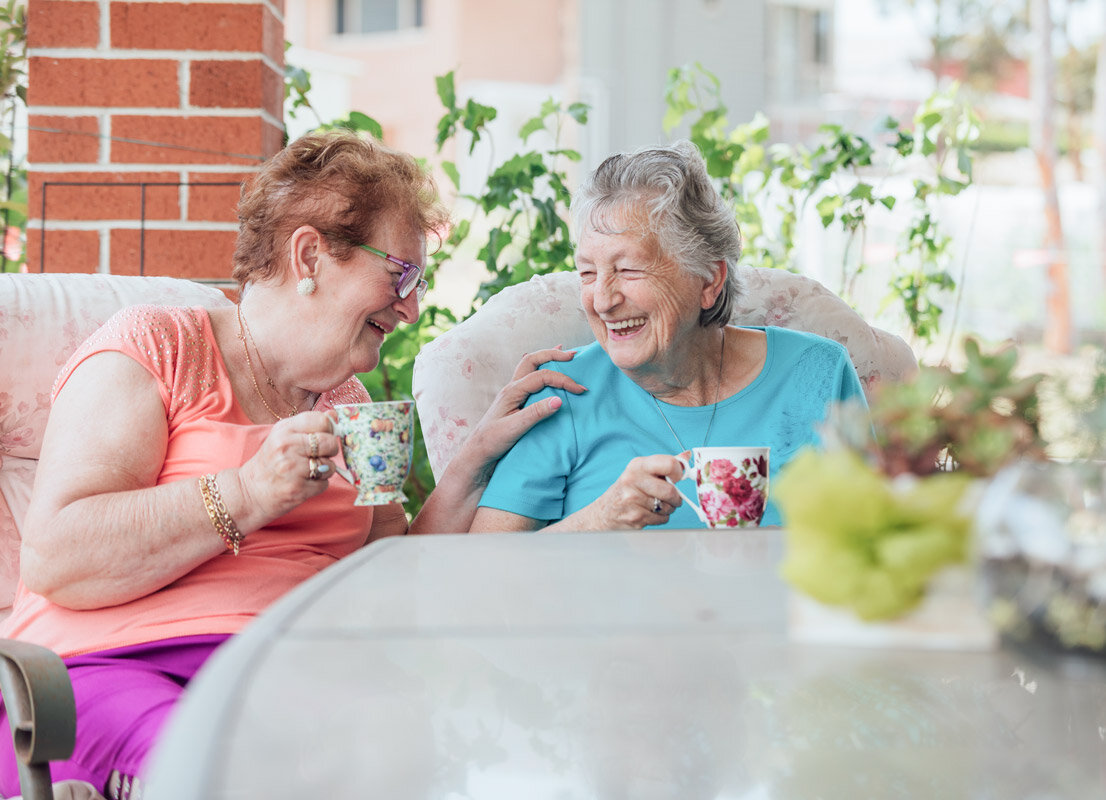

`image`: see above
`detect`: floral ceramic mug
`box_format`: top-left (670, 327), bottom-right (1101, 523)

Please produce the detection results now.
top-left (672, 446), bottom-right (770, 528)
top-left (332, 401), bottom-right (415, 506)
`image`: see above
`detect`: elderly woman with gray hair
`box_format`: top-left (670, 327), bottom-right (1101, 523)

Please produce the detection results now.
top-left (472, 140), bottom-right (867, 531)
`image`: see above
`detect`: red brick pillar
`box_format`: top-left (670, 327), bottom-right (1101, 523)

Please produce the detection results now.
top-left (25, 0), bottom-right (285, 279)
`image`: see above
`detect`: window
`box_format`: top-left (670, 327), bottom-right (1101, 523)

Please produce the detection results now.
top-left (811, 9), bottom-right (830, 67)
top-left (768, 4), bottom-right (833, 104)
top-left (336, 0), bottom-right (423, 35)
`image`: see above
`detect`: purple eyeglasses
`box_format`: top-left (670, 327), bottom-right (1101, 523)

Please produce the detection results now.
top-left (358, 244), bottom-right (428, 302)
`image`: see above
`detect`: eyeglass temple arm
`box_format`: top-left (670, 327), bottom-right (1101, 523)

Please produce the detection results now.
top-left (358, 243), bottom-right (388, 260)
top-left (364, 244), bottom-right (417, 271)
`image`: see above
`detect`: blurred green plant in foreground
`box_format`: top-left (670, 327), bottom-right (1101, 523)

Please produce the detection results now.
top-left (776, 337), bottom-right (1057, 621)
top-left (776, 450), bottom-right (976, 620)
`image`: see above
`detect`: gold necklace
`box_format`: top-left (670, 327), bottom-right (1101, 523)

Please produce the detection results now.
top-left (237, 303), bottom-right (299, 421)
top-left (651, 327), bottom-right (726, 452)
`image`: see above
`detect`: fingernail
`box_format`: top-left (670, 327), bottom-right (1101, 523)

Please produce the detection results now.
top-left (548, 397), bottom-right (562, 410)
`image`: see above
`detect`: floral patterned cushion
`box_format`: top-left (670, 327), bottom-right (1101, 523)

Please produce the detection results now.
top-left (412, 268), bottom-right (918, 481)
top-left (0, 273), bottom-right (233, 611)
top-left (0, 455), bottom-right (34, 613)
top-left (0, 274), bottom-right (232, 460)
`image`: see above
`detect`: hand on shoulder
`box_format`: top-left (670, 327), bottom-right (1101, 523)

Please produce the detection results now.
top-left (461, 346), bottom-right (587, 480)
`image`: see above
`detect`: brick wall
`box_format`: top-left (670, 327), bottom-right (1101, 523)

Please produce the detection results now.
top-left (26, 0), bottom-right (285, 278)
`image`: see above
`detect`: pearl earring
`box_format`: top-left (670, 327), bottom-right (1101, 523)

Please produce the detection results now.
top-left (296, 277), bottom-right (316, 296)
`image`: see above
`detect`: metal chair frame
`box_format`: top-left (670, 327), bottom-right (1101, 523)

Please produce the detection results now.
top-left (0, 641), bottom-right (77, 800)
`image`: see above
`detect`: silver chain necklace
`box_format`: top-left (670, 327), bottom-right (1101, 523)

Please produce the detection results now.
top-left (650, 328), bottom-right (726, 452)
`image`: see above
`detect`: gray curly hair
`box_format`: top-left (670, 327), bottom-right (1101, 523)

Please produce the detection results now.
top-left (571, 139), bottom-right (743, 328)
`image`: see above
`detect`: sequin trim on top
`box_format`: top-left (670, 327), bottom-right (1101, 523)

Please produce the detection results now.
top-left (55, 305), bottom-right (372, 420)
top-left (53, 306), bottom-right (220, 421)
top-left (321, 376), bottom-right (372, 409)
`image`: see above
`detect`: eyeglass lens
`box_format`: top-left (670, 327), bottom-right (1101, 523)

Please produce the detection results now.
top-left (358, 243), bottom-right (426, 302)
top-left (396, 266), bottom-right (428, 301)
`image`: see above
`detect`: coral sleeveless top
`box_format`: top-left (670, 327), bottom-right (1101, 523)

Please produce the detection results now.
top-left (0, 305), bottom-right (374, 656)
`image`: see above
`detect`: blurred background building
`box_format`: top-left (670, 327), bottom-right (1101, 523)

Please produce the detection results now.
top-left (284, 0), bottom-right (837, 166)
top-left (19, 0), bottom-right (1103, 352)
top-left (283, 0), bottom-right (1104, 350)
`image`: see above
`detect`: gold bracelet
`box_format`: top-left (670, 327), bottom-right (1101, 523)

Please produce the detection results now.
top-left (198, 473), bottom-right (245, 556)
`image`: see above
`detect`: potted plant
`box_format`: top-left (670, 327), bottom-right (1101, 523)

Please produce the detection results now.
top-left (774, 337), bottom-right (1050, 640)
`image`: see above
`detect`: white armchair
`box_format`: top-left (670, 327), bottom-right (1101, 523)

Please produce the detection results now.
top-left (412, 267), bottom-right (917, 481)
top-left (0, 273), bottom-right (232, 800)
top-left (0, 273), bottom-right (233, 619)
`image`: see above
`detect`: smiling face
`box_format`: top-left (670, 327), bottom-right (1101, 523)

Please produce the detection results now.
top-left (311, 214), bottom-right (426, 380)
top-left (576, 206), bottom-right (717, 384)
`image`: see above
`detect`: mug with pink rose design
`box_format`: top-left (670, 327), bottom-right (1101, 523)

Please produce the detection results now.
top-left (672, 446), bottom-right (770, 528)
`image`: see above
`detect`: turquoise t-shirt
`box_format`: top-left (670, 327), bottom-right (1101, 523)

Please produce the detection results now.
top-left (479, 326), bottom-right (868, 529)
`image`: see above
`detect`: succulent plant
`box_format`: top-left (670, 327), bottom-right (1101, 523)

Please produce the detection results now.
top-left (777, 337), bottom-right (1054, 621)
top-left (833, 337), bottom-right (1048, 479)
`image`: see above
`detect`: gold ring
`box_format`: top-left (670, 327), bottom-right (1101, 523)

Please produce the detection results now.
top-left (652, 497), bottom-right (662, 514)
top-left (307, 432), bottom-right (319, 459)
top-left (308, 457), bottom-right (321, 480)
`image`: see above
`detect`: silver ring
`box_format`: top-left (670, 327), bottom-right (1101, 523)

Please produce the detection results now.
top-left (308, 457), bottom-right (321, 480)
top-left (307, 432), bottom-right (320, 459)
top-left (652, 497), bottom-right (662, 514)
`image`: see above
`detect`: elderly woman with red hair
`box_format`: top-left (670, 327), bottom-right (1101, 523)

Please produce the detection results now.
top-left (0, 130), bottom-right (582, 800)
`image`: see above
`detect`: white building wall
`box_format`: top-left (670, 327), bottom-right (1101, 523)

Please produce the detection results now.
top-left (578, 0), bottom-right (771, 163)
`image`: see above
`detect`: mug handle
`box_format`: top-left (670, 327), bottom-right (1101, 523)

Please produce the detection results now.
top-left (326, 416), bottom-right (357, 486)
top-left (333, 464), bottom-right (355, 486)
top-left (666, 456), bottom-right (710, 525)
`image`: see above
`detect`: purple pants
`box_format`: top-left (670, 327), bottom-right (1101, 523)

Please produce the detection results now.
top-left (0, 634), bottom-right (230, 799)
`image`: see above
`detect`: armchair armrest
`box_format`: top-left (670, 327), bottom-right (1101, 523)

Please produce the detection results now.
top-left (0, 640), bottom-right (75, 800)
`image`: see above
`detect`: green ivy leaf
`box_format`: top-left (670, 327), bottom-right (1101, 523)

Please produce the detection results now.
top-left (518, 115), bottom-right (545, 143)
top-left (549, 148), bottom-right (582, 162)
top-left (957, 148), bottom-right (973, 178)
top-left (436, 71), bottom-right (457, 110)
top-left (848, 183), bottom-right (874, 202)
top-left (441, 161), bottom-right (460, 190)
top-left (567, 102), bottom-right (589, 124)
top-left (816, 195), bottom-right (842, 227)
top-left (937, 176), bottom-right (969, 195)
top-left (343, 111), bottom-right (383, 139)
top-left (462, 99), bottom-right (497, 153)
